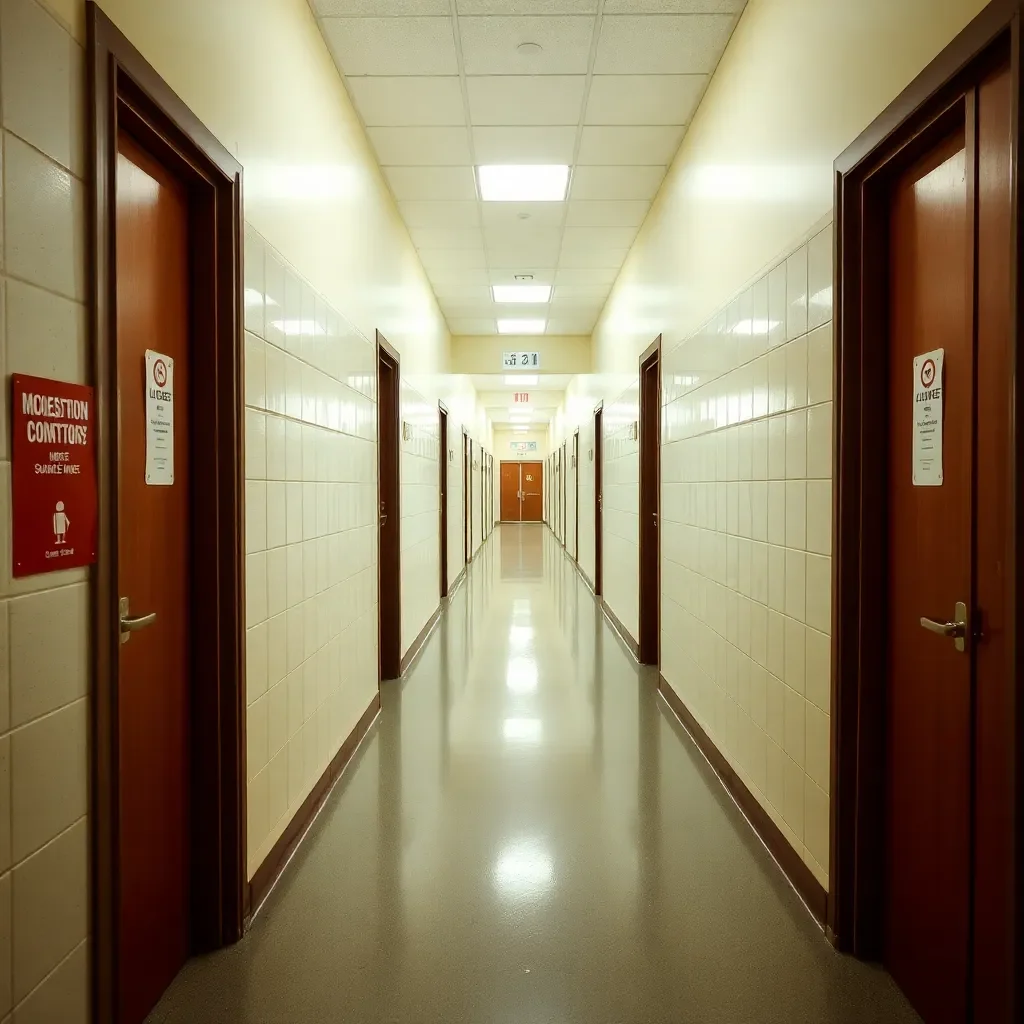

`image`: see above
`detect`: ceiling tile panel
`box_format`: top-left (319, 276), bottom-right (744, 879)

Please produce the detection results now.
top-left (323, 17), bottom-right (458, 76)
top-left (487, 268), bottom-right (557, 285)
top-left (472, 125), bottom-right (577, 164)
top-left (585, 74), bottom-right (706, 125)
top-left (432, 285), bottom-right (493, 301)
top-left (369, 126), bottom-right (472, 165)
top-left (566, 200), bottom-right (649, 226)
top-left (457, 0), bottom-right (597, 12)
top-left (487, 245), bottom-right (564, 268)
top-left (594, 15), bottom-right (736, 74)
top-left (315, 0), bottom-right (450, 13)
top-left (569, 165), bottom-right (666, 200)
top-left (555, 267), bottom-right (620, 285)
top-left (562, 225), bottom-right (639, 249)
top-left (428, 267), bottom-right (492, 286)
top-left (577, 124), bottom-right (685, 165)
top-left (466, 76), bottom-right (587, 125)
top-left (484, 226), bottom-right (564, 250)
top-left (547, 315), bottom-right (599, 333)
top-left (552, 284), bottom-right (609, 300)
top-left (409, 227), bottom-right (485, 249)
top-left (447, 318), bottom-right (498, 333)
top-left (603, 0), bottom-right (744, 10)
top-left (399, 201), bottom-right (481, 227)
top-left (347, 77), bottom-right (465, 126)
top-left (558, 247), bottom-right (629, 268)
top-left (458, 16), bottom-right (595, 75)
top-left (384, 166), bottom-right (477, 200)
top-left (418, 248), bottom-right (489, 270)
top-left (480, 202), bottom-right (566, 229)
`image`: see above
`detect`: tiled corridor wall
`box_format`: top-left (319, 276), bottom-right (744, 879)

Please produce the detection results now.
top-left (660, 223), bottom-right (833, 888)
top-left (243, 225), bottom-right (379, 879)
top-left (0, 0), bottom-right (89, 1017)
top-left (602, 381), bottom-right (641, 641)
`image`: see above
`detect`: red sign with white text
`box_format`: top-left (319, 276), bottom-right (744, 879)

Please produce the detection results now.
top-left (11, 374), bottom-right (97, 577)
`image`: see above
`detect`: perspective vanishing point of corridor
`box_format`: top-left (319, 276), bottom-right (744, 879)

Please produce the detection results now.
top-left (149, 527), bottom-right (914, 1024)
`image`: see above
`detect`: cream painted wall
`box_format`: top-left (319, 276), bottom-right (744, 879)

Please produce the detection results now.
top-left (450, 335), bottom-right (591, 376)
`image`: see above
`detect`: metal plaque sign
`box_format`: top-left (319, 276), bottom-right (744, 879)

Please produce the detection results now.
top-left (503, 351), bottom-right (541, 370)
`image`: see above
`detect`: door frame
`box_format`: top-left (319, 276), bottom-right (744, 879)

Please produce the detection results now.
top-left (439, 402), bottom-right (449, 598)
top-left (573, 430), bottom-right (580, 561)
top-left (499, 459), bottom-right (522, 522)
top-left (832, 3), bottom-right (1022, 1016)
top-left (638, 336), bottom-right (662, 666)
top-left (88, 5), bottom-right (246, 1019)
top-left (377, 332), bottom-right (401, 680)
top-left (594, 402), bottom-right (604, 596)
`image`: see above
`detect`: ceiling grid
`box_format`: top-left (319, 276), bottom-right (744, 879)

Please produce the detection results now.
top-left (310, 0), bottom-right (747, 336)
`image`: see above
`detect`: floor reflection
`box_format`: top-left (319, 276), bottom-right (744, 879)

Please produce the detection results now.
top-left (149, 524), bottom-right (919, 1024)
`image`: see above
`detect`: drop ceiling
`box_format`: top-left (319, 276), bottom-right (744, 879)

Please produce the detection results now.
top-left (308, 0), bottom-right (747, 335)
top-left (472, 373), bottom-right (571, 427)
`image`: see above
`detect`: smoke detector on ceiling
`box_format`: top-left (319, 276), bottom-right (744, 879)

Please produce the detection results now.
top-left (517, 41), bottom-right (543, 56)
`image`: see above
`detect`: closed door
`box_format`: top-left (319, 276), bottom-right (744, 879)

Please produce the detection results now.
top-left (377, 339), bottom-right (401, 680)
top-left (884, 69), bottom-right (1012, 1024)
top-left (500, 462), bottom-right (522, 521)
top-left (116, 131), bottom-right (191, 1023)
top-left (520, 462), bottom-right (543, 521)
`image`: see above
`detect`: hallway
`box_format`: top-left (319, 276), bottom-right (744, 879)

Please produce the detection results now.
top-left (150, 525), bottom-right (915, 1024)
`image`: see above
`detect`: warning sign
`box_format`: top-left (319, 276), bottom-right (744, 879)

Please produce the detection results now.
top-left (913, 348), bottom-right (944, 486)
top-left (145, 350), bottom-right (175, 485)
top-left (11, 374), bottom-right (97, 577)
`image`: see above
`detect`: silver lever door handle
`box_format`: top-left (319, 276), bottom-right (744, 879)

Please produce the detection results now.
top-left (119, 596), bottom-right (156, 644)
top-left (920, 601), bottom-right (968, 652)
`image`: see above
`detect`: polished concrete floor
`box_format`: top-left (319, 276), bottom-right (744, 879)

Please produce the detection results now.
top-left (149, 524), bottom-right (918, 1023)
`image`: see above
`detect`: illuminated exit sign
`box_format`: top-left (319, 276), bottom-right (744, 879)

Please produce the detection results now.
top-left (513, 392), bottom-right (530, 404)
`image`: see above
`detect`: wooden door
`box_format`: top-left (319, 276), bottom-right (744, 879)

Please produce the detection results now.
top-left (377, 337), bottom-right (401, 680)
top-left (595, 407), bottom-right (603, 595)
top-left (520, 462), bottom-right (543, 522)
top-left (439, 406), bottom-right (448, 597)
top-left (639, 342), bottom-right (661, 665)
top-left (884, 72), bottom-right (1014, 1023)
top-left (500, 462), bottom-right (521, 521)
top-left (462, 431), bottom-right (469, 564)
top-left (116, 132), bottom-right (191, 1023)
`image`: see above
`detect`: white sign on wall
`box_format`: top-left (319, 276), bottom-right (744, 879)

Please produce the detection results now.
top-left (145, 349), bottom-right (174, 486)
top-left (503, 351), bottom-right (541, 370)
top-left (913, 348), bottom-right (944, 486)
top-left (510, 440), bottom-right (538, 452)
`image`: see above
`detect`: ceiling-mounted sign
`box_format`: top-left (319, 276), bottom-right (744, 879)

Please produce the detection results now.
top-left (11, 374), bottom-right (97, 577)
top-left (510, 441), bottom-right (538, 452)
top-left (503, 351), bottom-right (541, 370)
top-left (913, 348), bottom-right (944, 486)
top-left (145, 350), bottom-right (175, 485)
top-left (513, 392), bottom-right (530, 404)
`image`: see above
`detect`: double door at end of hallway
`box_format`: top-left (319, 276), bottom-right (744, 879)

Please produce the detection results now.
top-left (500, 461), bottom-right (543, 522)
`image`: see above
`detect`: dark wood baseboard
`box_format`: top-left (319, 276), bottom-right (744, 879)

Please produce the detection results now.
top-left (447, 565), bottom-right (467, 599)
top-left (400, 605), bottom-right (441, 676)
top-left (569, 557), bottom-right (596, 596)
top-left (658, 674), bottom-right (828, 923)
top-left (601, 599), bottom-right (640, 662)
top-left (248, 692), bottom-right (381, 919)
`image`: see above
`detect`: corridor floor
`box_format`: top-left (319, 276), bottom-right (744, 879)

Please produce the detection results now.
top-left (149, 525), bottom-right (918, 1024)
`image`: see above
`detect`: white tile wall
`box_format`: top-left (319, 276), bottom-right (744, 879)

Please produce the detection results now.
top-left (576, 417), bottom-right (596, 586)
top-left (243, 225), bottom-right (380, 879)
top-left (603, 380), bottom-right (641, 639)
top-left (0, 1), bottom-right (90, 1016)
top-left (660, 222), bottom-right (833, 889)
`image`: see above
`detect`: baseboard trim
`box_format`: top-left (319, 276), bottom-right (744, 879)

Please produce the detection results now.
top-left (447, 565), bottom-right (467, 599)
top-left (601, 600), bottom-right (640, 662)
top-left (658, 675), bottom-right (828, 924)
top-left (569, 557), bottom-right (596, 596)
top-left (248, 692), bottom-right (381, 920)
top-left (401, 605), bottom-right (441, 676)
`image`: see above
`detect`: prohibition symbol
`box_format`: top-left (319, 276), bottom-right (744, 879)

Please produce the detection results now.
top-left (920, 358), bottom-right (936, 389)
top-left (153, 359), bottom-right (168, 388)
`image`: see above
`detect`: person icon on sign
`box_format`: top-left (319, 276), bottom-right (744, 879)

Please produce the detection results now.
top-left (53, 501), bottom-right (70, 545)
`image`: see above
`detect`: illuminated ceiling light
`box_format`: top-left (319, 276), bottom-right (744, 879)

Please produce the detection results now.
top-left (477, 165), bottom-right (570, 202)
top-left (497, 319), bottom-right (545, 335)
top-left (492, 285), bottom-right (551, 304)
top-left (504, 375), bottom-right (539, 386)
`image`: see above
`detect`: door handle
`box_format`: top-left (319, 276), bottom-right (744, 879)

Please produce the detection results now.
top-left (119, 596), bottom-right (156, 644)
top-left (920, 601), bottom-right (968, 653)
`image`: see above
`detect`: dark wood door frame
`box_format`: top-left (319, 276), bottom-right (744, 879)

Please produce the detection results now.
top-left (594, 402), bottom-right (604, 596)
top-left (439, 402), bottom-right (448, 598)
top-left (377, 332), bottom-right (401, 680)
top-left (574, 430), bottom-right (580, 561)
top-left (639, 337), bottom-right (661, 666)
top-left (832, 4), bottom-right (1021, 1019)
top-left (561, 442), bottom-right (567, 547)
top-left (88, 4), bottom-right (245, 1020)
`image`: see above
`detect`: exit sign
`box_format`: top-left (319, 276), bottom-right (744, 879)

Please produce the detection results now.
top-left (513, 392), bottom-right (530, 404)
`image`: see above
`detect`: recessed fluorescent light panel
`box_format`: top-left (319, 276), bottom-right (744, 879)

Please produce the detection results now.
top-left (504, 375), bottom-right (539, 386)
top-left (498, 319), bottom-right (546, 335)
top-left (492, 285), bottom-right (551, 304)
top-left (477, 165), bottom-right (570, 202)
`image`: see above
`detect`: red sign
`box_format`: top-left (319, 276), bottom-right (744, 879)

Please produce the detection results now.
top-left (514, 392), bottom-right (530, 404)
top-left (11, 374), bottom-right (97, 577)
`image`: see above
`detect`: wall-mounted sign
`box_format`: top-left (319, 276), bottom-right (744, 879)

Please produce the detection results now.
top-left (11, 374), bottom-right (97, 577)
top-left (510, 441), bottom-right (538, 452)
top-left (145, 350), bottom-right (175, 485)
top-left (913, 348), bottom-right (944, 486)
top-left (503, 351), bottom-right (541, 370)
